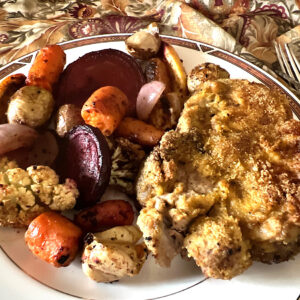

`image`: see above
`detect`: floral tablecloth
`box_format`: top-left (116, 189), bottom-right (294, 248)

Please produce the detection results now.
top-left (1, 0), bottom-right (300, 75)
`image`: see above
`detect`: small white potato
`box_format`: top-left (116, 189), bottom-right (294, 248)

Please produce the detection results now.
top-left (56, 104), bottom-right (84, 137)
top-left (8, 86), bottom-right (54, 128)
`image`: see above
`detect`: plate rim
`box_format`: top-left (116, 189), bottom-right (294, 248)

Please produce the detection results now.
top-left (0, 33), bottom-right (299, 299)
top-left (1, 33), bottom-right (300, 118)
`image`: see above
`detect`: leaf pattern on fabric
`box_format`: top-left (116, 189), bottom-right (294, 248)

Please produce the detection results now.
top-left (68, 15), bottom-right (152, 38)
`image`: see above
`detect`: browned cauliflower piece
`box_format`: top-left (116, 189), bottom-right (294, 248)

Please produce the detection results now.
top-left (0, 156), bottom-right (18, 172)
top-left (0, 158), bottom-right (79, 227)
top-left (82, 226), bottom-right (148, 282)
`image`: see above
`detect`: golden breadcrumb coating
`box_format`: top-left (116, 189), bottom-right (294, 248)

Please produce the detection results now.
top-left (136, 79), bottom-right (300, 279)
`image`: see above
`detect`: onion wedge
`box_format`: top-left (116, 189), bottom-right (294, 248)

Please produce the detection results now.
top-left (136, 81), bottom-right (166, 121)
top-left (0, 124), bottom-right (38, 156)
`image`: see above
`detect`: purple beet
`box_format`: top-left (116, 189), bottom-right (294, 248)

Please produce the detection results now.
top-left (60, 125), bottom-right (111, 208)
top-left (55, 49), bottom-right (145, 116)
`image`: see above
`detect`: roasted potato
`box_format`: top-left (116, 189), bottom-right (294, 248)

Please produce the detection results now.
top-left (187, 63), bottom-right (230, 93)
top-left (125, 23), bottom-right (161, 60)
top-left (75, 200), bottom-right (134, 232)
top-left (25, 211), bottom-right (82, 267)
top-left (7, 86), bottom-right (54, 128)
top-left (56, 104), bottom-right (84, 137)
top-left (163, 43), bottom-right (187, 95)
top-left (0, 73), bottom-right (26, 124)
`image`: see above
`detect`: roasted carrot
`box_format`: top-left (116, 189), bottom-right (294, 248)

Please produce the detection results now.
top-left (25, 211), bottom-right (82, 267)
top-left (81, 86), bottom-right (129, 136)
top-left (116, 117), bottom-right (164, 147)
top-left (0, 73), bottom-right (25, 123)
top-left (26, 45), bottom-right (66, 92)
top-left (75, 200), bottom-right (134, 232)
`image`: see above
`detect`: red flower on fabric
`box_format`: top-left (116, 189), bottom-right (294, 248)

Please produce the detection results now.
top-left (69, 4), bottom-right (96, 19)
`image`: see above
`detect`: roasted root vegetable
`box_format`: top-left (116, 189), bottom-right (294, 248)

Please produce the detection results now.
top-left (148, 92), bottom-right (183, 130)
top-left (6, 131), bottom-right (59, 169)
top-left (56, 104), bottom-right (84, 137)
top-left (81, 86), bottom-right (129, 136)
top-left (125, 23), bottom-right (161, 60)
top-left (0, 124), bottom-right (38, 156)
top-left (116, 117), bottom-right (164, 147)
top-left (26, 45), bottom-right (66, 92)
top-left (59, 125), bottom-right (111, 208)
top-left (136, 81), bottom-right (166, 121)
top-left (0, 160), bottom-right (79, 227)
top-left (82, 226), bottom-right (147, 282)
top-left (56, 49), bottom-right (145, 116)
top-left (145, 58), bottom-right (171, 93)
top-left (0, 73), bottom-right (26, 124)
top-left (187, 63), bottom-right (230, 93)
top-left (75, 200), bottom-right (134, 232)
top-left (25, 211), bottom-right (82, 267)
top-left (7, 86), bottom-right (54, 128)
top-left (163, 43), bottom-right (187, 95)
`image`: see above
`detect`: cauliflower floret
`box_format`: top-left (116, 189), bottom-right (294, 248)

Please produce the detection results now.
top-left (82, 226), bottom-right (148, 282)
top-left (6, 168), bottom-right (31, 186)
top-left (51, 179), bottom-right (79, 210)
top-left (0, 157), bottom-right (18, 172)
top-left (30, 183), bottom-right (53, 205)
top-left (0, 159), bottom-right (79, 227)
top-left (27, 165), bottom-right (59, 185)
top-left (0, 184), bottom-right (45, 227)
top-left (17, 187), bottom-right (36, 210)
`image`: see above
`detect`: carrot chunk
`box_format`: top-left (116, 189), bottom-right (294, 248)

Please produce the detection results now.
top-left (25, 212), bottom-right (82, 267)
top-left (116, 117), bottom-right (164, 147)
top-left (81, 86), bottom-right (129, 136)
top-left (26, 45), bottom-right (66, 92)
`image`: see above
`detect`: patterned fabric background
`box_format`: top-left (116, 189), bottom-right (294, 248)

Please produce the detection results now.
top-left (1, 0), bottom-right (300, 77)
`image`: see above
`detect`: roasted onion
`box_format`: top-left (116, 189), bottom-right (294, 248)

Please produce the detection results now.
top-left (0, 124), bottom-right (38, 156)
top-left (136, 81), bottom-right (166, 121)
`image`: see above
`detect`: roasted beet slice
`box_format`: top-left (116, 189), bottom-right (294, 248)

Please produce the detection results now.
top-left (59, 125), bottom-right (111, 208)
top-left (55, 49), bottom-right (145, 116)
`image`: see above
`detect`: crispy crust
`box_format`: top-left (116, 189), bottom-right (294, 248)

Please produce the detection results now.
top-left (136, 79), bottom-right (300, 279)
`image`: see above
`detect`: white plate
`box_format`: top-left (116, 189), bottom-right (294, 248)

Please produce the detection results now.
top-left (0, 34), bottom-right (299, 300)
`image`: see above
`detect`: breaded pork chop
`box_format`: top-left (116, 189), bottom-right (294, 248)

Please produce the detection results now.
top-left (136, 79), bottom-right (300, 279)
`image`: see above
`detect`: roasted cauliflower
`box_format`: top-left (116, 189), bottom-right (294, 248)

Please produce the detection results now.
top-left (0, 157), bottom-right (79, 227)
top-left (82, 226), bottom-right (147, 282)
